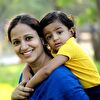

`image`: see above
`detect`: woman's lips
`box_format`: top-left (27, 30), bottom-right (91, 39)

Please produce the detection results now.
top-left (22, 49), bottom-right (33, 57)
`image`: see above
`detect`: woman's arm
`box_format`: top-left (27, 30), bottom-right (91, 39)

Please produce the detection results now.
top-left (25, 55), bottom-right (68, 88)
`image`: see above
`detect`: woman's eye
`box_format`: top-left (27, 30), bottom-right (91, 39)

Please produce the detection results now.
top-left (12, 40), bottom-right (20, 46)
top-left (25, 36), bottom-right (33, 41)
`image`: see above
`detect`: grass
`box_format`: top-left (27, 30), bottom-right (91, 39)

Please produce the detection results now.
top-left (0, 64), bottom-right (24, 86)
top-left (0, 61), bottom-right (100, 100)
top-left (0, 84), bottom-right (14, 100)
top-left (0, 64), bottom-right (24, 100)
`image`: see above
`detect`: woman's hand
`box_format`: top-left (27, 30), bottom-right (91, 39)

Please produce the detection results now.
top-left (11, 80), bottom-right (34, 100)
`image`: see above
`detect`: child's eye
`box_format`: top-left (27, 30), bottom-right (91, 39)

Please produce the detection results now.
top-left (12, 40), bottom-right (20, 46)
top-left (25, 36), bottom-right (33, 41)
top-left (46, 35), bottom-right (53, 40)
top-left (57, 31), bottom-right (63, 35)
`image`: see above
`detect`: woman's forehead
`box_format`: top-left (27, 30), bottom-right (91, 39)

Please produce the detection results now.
top-left (10, 23), bottom-right (38, 39)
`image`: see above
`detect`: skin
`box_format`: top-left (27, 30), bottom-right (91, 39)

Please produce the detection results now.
top-left (43, 20), bottom-right (73, 53)
top-left (25, 20), bottom-right (74, 88)
top-left (11, 80), bottom-right (33, 100)
top-left (10, 23), bottom-right (51, 99)
top-left (11, 23), bottom-right (50, 72)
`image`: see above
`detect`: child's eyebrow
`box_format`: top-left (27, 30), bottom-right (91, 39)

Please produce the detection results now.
top-left (55, 27), bottom-right (62, 31)
top-left (44, 32), bottom-right (50, 36)
top-left (44, 27), bottom-right (62, 35)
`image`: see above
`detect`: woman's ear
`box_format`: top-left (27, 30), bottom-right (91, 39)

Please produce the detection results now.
top-left (40, 38), bottom-right (47, 46)
top-left (40, 38), bottom-right (51, 51)
top-left (40, 38), bottom-right (45, 45)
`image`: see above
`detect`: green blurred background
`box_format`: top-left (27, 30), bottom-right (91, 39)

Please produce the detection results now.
top-left (0, 0), bottom-right (100, 99)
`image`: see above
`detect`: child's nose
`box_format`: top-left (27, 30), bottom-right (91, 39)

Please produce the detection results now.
top-left (53, 34), bottom-right (59, 41)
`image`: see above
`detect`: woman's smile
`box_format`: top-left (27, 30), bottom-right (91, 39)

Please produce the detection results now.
top-left (21, 49), bottom-right (33, 57)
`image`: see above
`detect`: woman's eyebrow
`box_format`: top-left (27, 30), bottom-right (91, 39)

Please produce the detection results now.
top-left (11, 38), bottom-right (19, 43)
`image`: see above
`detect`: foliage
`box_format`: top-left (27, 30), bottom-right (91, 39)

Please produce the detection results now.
top-left (0, 64), bottom-right (24, 86)
top-left (0, 0), bottom-right (97, 24)
top-left (96, 61), bottom-right (100, 74)
top-left (76, 0), bottom-right (97, 26)
top-left (55, 0), bottom-right (76, 8)
top-left (0, 0), bottom-right (53, 22)
top-left (59, 0), bottom-right (97, 25)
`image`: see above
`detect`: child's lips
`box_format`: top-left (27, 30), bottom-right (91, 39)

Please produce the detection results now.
top-left (54, 43), bottom-right (62, 48)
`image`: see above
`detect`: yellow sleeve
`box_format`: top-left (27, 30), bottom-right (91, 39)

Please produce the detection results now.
top-left (57, 43), bottom-right (75, 59)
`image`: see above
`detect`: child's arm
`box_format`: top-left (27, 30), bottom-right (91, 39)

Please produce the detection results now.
top-left (22, 64), bottom-right (32, 82)
top-left (25, 55), bottom-right (69, 88)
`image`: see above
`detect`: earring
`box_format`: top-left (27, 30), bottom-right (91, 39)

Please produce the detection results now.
top-left (47, 45), bottom-right (51, 51)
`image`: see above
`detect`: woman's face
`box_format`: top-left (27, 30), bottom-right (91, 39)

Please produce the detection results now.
top-left (10, 23), bottom-right (44, 64)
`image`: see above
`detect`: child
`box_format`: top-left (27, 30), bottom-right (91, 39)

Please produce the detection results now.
top-left (23, 11), bottom-right (100, 99)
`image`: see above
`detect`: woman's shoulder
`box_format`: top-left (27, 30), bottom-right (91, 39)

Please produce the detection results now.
top-left (51, 65), bottom-right (77, 79)
top-left (49, 65), bottom-right (80, 86)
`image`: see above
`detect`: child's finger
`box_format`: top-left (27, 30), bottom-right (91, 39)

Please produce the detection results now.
top-left (19, 80), bottom-right (27, 86)
top-left (23, 86), bottom-right (34, 92)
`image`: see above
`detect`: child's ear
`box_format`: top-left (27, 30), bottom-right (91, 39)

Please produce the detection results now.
top-left (69, 27), bottom-right (76, 37)
top-left (69, 27), bottom-right (75, 34)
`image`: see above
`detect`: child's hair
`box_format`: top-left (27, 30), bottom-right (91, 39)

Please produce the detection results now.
top-left (7, 13), bottom-right (52, 57)
top-left (40, 11), bottom-right (76, 39)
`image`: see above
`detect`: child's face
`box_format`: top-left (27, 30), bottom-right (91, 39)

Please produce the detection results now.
top-left (43, 20), bottom-right (73, 53)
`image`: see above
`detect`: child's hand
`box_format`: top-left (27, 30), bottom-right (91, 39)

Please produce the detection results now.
top-left (11, 80), bottom-right (34, 100)
top-left (22, 64), bottom-right (32, 82)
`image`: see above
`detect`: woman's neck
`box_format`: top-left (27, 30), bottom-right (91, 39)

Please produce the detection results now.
top-left (29, 53), bottom-right (51, 73)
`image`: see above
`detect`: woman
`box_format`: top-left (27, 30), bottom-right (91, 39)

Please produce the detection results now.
top-left (7, 14), bottom-right (89, 100)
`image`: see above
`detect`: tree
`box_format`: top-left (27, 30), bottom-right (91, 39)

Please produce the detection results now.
top-left (93, 0), bottom-right (100, 61)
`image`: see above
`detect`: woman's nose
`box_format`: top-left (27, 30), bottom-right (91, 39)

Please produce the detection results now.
top-left (20, 41), bottom-right (28, 51)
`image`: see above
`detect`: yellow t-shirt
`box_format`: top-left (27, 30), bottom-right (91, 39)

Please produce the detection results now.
top-left (52, 37), bottom-right (100, 88)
